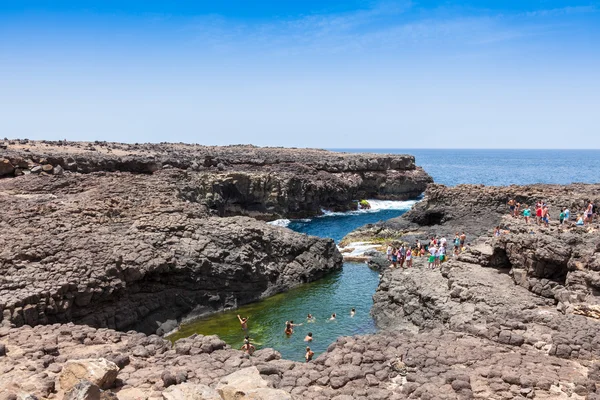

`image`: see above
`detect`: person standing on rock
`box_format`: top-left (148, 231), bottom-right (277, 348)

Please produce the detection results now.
top-left (508, 199), bottom-right (515, 216)
top-left (428, 246), bottom-right (436, 269)
top-left (415, 240), bottom-right (421, 255)
top-left (391, 247), bottom-right (398, 268)
top-left (237, 315), bottom-right (249, 331)
top-left (405, 247), bottom-right (412, 268)
top-left (559, 209), bottom-right (566, 225)
top-left (522, 205), bottom-right (531, 224)
top-left (542, 206), bottom-right (550, 227)
top-left (459, 232), bottom-right (467, 249)
top-left (305, 347), bottom-right (314, 362)
top-left (564, 207), bottom-right (570, 221)
top-left (536, 202), bottom-right (543, 224)
top-left (386, 245), bottom-right (392, 261)
top-left (585, 201), bottom-right (594, 225)
top-left (399, 246), bottom-right (406, 268)
top-left (514, 202), bottom-right (521, 218)
top-left (453, 233), bottom-right (460, 251)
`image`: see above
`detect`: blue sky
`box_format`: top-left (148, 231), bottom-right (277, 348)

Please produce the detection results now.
top-left (1, 1), bottom-right (599, 148)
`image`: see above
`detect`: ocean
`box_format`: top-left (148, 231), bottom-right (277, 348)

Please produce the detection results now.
top-left (332, 149), bottom-right (600, 186)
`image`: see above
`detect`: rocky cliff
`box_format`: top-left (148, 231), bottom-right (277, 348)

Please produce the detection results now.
top-left (0, 140), bottom-right (432, 219)
top-left (355, 183), bottom-right (600, 398)
top-left (0, 169), bottom-right (341, 335)
top-left (343, 183), bottom-right (600, 244)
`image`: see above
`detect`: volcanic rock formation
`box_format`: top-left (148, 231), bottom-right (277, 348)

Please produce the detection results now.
top-left (0, 140), bottom-right (432, 219)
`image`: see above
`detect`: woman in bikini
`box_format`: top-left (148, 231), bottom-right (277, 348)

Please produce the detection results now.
top-left (284, 320), bottom-right (302, 335)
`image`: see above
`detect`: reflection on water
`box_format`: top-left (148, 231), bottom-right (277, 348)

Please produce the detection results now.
top-left (169, 263), bottom-right (379, 362)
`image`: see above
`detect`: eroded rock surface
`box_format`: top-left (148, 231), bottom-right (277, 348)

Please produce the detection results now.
top-left (359, 183), bottom-right (600, 399)
top-left (2, 323), bottom-right (598, 400)
top-left (343, 183), bottom-right (600, 244)
top-left (0, 169), bottom-right (342, 334)
top-left (0, 140), bottom-right (432, 218)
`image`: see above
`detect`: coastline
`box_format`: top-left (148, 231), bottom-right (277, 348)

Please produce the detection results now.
top-left (2, 141), bottom-right (600, 399)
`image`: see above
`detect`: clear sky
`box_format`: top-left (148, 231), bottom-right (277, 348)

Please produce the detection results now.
top-left (1, 1), bottom-right (599, 148)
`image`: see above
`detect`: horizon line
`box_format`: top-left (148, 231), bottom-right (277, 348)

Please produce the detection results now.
top-left (328, 148), bottom-right (600, 151)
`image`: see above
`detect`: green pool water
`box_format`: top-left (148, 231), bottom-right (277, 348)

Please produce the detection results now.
top-left (168, 262), bottom-right (380, 362)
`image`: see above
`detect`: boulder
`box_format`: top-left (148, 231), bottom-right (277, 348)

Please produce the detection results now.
top-left (216, 367), bottom-right (292, 400)
top-left (58, 358), bottom-right (119, 391)
top-left (162, 383), bottom-right (221, 400)
top-left (63, 380), bottom-right (101, 400)
top-left (0, 159), bottom-right (14, 177)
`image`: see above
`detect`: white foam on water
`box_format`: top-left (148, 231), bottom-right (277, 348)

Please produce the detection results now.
top-left (339, 241), bottom-right (382, 256)
top-left (321, 199), bottom-right (417, 217)
top-left (268, 199), bottom-right (417, 227)
top-left (267, 219), bottom-right (291, 227)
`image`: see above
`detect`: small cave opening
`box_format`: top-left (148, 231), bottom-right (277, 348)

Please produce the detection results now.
top-left (410, 209), bottom-right (445, 226)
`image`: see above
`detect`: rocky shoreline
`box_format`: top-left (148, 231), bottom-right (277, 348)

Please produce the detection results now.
top-left (2, 141), bottom-right (600, 399)
top-left (0, 141), bottom-right (433, 399)
top-left (343, 183), bottom-right (600, 399)
top-left (0, 140), bottom-right (432, 219)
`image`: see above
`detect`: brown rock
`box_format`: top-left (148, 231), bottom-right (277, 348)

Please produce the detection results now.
top-left (58, 359), bottom-right (119, 391)
top-left (63, 380), bottom-right (101, 400)
top-left (0, 159), bottom-right (14, 177)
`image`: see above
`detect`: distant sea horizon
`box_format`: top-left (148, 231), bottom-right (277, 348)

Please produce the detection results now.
top-left (329, 148), bottom-right (600, 187)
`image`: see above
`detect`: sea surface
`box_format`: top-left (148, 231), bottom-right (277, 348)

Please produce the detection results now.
top-left (332, 149), bottom-right (600, 186)
top-left (171, 149), bottom-right (600, 361)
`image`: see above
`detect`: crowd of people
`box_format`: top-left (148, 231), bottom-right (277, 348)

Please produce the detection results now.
top-left (385, 232), bottom-right (469, 269)
top-left (507, 199), bottom-right (596, 227)
top-left (237, 309), bottom-right (356, 362)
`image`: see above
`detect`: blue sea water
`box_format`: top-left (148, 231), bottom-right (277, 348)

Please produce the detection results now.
top-left (332, 149), bottom-right (600, 186)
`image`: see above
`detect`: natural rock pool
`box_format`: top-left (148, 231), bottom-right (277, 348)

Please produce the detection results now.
top-left (169, 201), bottom-right (414, 362)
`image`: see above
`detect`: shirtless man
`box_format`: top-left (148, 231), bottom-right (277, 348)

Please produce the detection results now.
top-left (350, 308), bottom-right (356, 317)
top-left (237, 315), bottom-right (248, 331)
top-left (330, 313), bottom-right (336, 320)
top-left (508, 199), bottom-right (515, 216)
top-left (240, 337), bottom-right (255, 355)
top-left (304, 332), bottom-right (313, 342)
top-left (305, 347), bottom-right (315, 362)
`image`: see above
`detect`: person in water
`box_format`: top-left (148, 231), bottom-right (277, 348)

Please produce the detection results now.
top-left (304, 332), bottom-right (313, 342)
top-left (306, 313), bottom-right (315, 322)
top-left (237, 315), bottom-right (249, 331)
top-left (330, 313), bottom-right (336, 320)
top-left (350, 308), bottom-right (356, 317)
top-left (284, 320), bottom-right (302, 335)
top-left (240, 336), bottom-right (255, 355)
top-left (305, 347), bottom-right (314, 362)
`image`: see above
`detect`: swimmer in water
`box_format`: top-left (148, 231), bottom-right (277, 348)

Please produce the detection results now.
top-left (350, 308), bottom-right (356, 317)
top-left (240, 336), bottom-right (255, 355)
top-left (284, 320), bottom-right (302, 335)
top-left (305, 347), bottom-right (314, 362)
top-left (304, 332), bottom-right (313, 342)
top-left (237, 315), bottom-right (248, 331)
top-left (307, 313), bottom-right (315, 322)
top-left (330, 313), bottom-right (336, 320)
